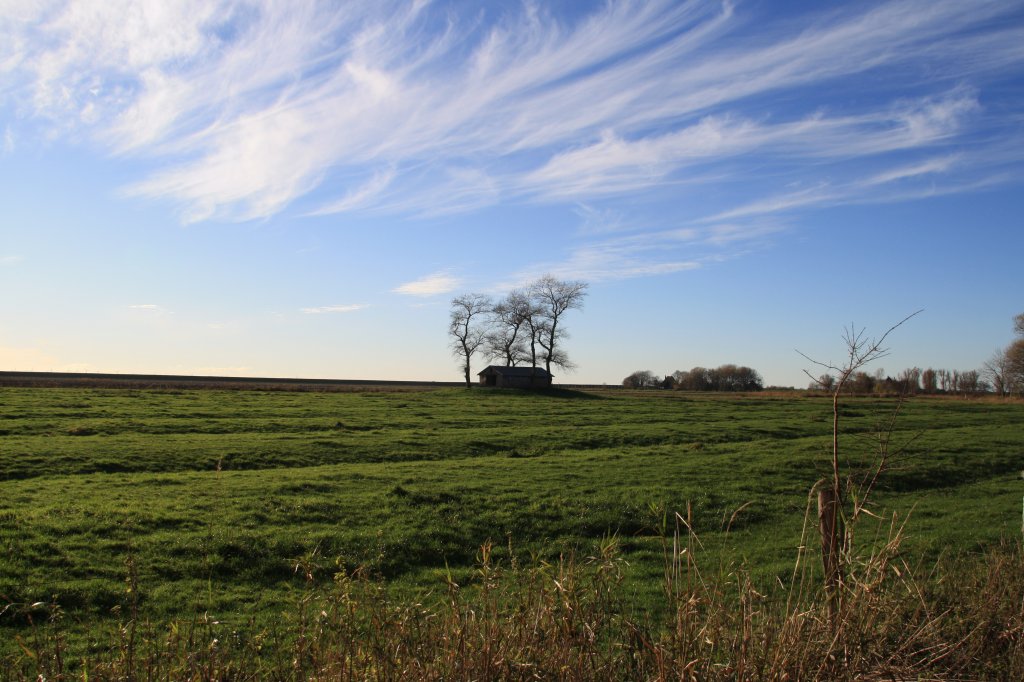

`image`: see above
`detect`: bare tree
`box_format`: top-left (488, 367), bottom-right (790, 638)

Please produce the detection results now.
top-left (1006, 339), bottom-right (1024, 395)
top-left (920, 368), bottom-right (937, 394)
top-left (521, 307), bottom-right (544, 368)
top-left (937, 368), bottom-right (951, 392)
top-left (798, 311), bottom-right (921, 621)
top-left (958, 369), bottom-right (981, 396)
top-left (983, 314), bottom-right (1024, 397)
top-left (799, 315), bottom-right (920, 465)
top-left (897, 367), bottom-right (921, 394)
top-left (484, 290), bottom-right (532, 367)
top-left (530, 275), bottom-right (588, 374)
top-left (449, 293), bottom-right (492, 388)
top-left (983, 349), bottom-right (1011, 396)
top-left (1008, 313), bottom-right (1024, 395)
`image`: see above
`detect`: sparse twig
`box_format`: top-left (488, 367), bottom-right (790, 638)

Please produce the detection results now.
top-left (797, 310), bottom-right (923, 621)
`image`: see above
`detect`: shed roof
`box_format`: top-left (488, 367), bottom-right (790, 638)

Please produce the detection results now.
top-left (478, 365), bottom-right (553, 378)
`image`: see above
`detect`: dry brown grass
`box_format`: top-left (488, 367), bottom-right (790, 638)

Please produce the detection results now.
top-left (4, 518), bottom-right (1021, 682)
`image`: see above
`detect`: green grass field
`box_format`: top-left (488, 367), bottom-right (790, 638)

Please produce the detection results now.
top-left (1, 385), bottom-right (1022, 659)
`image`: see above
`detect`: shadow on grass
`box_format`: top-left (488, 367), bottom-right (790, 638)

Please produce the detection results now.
top-left (478, 387), bottom-right (606, 400)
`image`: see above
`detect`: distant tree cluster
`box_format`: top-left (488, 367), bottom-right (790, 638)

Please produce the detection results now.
top-left (808, 367), bottom-right (986, 396)
top-left (623, 364), bottom-right (763, 391)
top-left (672, 365), bottom-right (764, 391)
top-left (449, 276), bottom-right (588, 387)
top-left (621, 370), bottom-right (661, 389)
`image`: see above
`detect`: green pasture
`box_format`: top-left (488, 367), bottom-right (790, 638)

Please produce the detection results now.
top-left (1, 386), bottom-right (1021, 653)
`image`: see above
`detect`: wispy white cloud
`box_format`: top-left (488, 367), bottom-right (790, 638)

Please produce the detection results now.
top-left (3, 0), bottom-right (1021, 223)
top-left (704, 148), bottom-right (997, 222)
top-left (543, 246), bottom-right (703, 283)
top-left (300, 304), bottom-right (368, 314)
top-left (854, 172), bottom-right (1014, 208)
top-left (1, 254), bottom-right (25, 265)
top-left (503, 221), bottom-right (783, 285)
top-left (393, 271), bottom-right (461, 297)
top-left (574, 204), bottom-right (628, 236)
top-left (375, 166), bottom-right (502, 217)
top-left (863, 156), bottom-right (959, 187)
top-left (127, 303), bottom-right (163, 310)
top-left (521, 89), bottom-right (981, 202)
top-left (703, 222), bottom-right (787, 246)
top-left (706, 185), bottom-right (838, 222)
top-left (308, 168), bottom-right (395, 216)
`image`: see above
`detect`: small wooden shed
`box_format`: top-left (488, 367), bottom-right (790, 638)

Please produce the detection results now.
top-left (478, 365), bottom-right (553, 389)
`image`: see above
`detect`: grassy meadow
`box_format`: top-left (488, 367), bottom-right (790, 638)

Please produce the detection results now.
top-left (1, 384), bottom-right (1022, 674)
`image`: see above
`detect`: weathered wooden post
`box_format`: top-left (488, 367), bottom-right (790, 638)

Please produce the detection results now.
top-left (818, 483), bottom-right (844, 625)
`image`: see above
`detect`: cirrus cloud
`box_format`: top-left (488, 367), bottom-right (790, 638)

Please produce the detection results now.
top-left (2, 0), bottom-right (1021, 226)
top-left (392, 271), bottom-right (461, 297)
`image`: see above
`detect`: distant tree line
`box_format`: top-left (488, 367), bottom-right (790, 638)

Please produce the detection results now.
top-left (807, 367), bottom-right (986, 396)
top-left (449, 276), bottom-right (588, 388)
top-left (623, 365), bottom-right (763, 391)
top-left (806, 313), bottom-right (1024, 397)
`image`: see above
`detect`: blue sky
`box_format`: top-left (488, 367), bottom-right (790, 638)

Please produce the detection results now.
top-left (1, 0), bottom-right (1023, 386)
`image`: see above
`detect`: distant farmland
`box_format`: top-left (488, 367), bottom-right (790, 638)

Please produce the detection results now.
top-left (0, 369), bottom-right (616, 392)
top-left (0, 370), bottom-right (467, 391)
